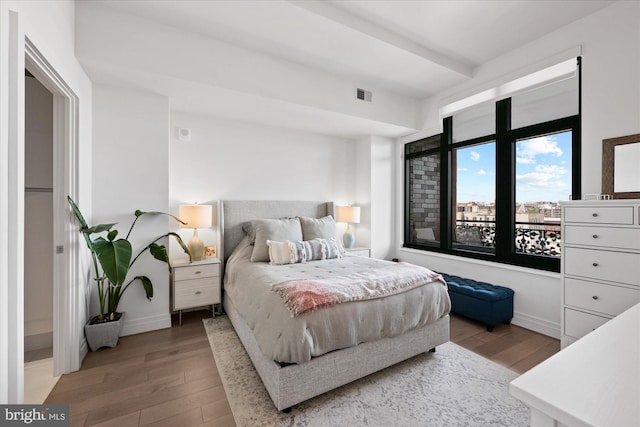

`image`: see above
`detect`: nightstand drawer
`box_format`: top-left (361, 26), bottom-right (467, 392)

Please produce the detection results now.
top-left (174, 279), bottom-right (219, 309)
top-left (564, 206), bottom-right (634, 225)
top-left (564, 278), bottom-right (640, 317)
top-left (564, 226), bottom-right (640, 250)
top-left (174, 263), bottom-right (219, 281)
top-left (564, 247), bottom-right (640, 286)
top-left (564, 308), bottom-right (609, 339)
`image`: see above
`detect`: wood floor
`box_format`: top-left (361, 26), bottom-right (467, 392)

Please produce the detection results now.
top-left (45, 310), bottom-right (559, 427)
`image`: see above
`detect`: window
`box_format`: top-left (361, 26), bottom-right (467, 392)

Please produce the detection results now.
top-left (406, 135), bottom-right (441, 247)
top-left (452, 141), bottom-right (496, 252)
top-left (514, 130), bottom-right (572, 258)
top-left (404, 59), bottom-right (581, 272)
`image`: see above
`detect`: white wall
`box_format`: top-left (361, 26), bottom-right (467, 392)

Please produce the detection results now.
top-left (370, 136), bottom-right (396, 259)
top-left (354, 138), bottom-right (372, 251)
top-left (92, 85), bottom-right (171, 336)
top-left (24, 76), bottom-right (54, 346)
top-left (353, 136), bottom-right (396, 259)
top-left (396, 1), bottom-right (640, 339)
top-left (169, 111), bottom-right (356, 258)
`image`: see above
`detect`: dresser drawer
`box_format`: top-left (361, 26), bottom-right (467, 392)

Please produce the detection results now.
top-left (174, 263), bottom-right (219, 281)
top-left (563, 206), bottom-right (634, 225)
top-left (564, 278), bottom-right (640, 317)
top-left (564, 247), bottom-right (640, 286)
top-left (174, 278), bottom-right (219, 309)
top-left (564, 225), bottom-right (640, 250)
top-left (564, 308), bottom-right (609, 339)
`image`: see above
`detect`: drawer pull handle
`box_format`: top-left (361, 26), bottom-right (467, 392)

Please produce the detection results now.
top-left (195, 271), bottom-right (202, 275)
top-left (592, 234), bottom-right (598, 239)
top-left (195, 291), bottom-right (202, 295)
top-left (592, 262), bottom-right (598, 267)
top-left (592, 295), bottom-right (599, 300)
top-left (592, 213), bottom-right (598, 217)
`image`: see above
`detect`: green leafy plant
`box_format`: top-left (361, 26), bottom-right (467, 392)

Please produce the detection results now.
top-left (68, 196), bottom-right (191, 323)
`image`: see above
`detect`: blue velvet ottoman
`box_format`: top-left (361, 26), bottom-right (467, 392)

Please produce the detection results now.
top-left (441, 273), bottom-right (514, 332)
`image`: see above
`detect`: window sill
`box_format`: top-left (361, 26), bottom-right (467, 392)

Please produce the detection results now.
top-left (399, 246), bottom-right (561, 279)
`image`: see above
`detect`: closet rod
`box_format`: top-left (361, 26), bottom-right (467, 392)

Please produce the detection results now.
top-left (25, 187), bottom-right (53, 193)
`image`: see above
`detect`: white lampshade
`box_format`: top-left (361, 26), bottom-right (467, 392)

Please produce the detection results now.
top-left (335, 205), bottom-right (361, 224)
top-left (179, 204), bottom-right (212, 229)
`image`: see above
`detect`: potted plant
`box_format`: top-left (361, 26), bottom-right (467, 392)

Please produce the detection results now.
top-left (68, 196), bottom-right (190, 351)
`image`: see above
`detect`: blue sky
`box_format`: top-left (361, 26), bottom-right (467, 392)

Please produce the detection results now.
top-left (455, 131), bottom-right (572, 203)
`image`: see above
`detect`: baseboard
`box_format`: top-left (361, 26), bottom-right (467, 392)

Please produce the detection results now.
top-left (120, 313), bottom-right (172, 336)
top-left (512, 311), bottom-right (560, 339)
top-left (79, 337), bottom-right (88, 362)
top-left (25, 332), bottom-right (53, 352)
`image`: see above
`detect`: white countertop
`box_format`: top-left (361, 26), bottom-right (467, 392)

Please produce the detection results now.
top-left (510, 303), bottom-right (640, 426)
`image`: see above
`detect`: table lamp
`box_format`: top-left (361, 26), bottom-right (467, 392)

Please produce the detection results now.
top-left (179, 204), bottom-right (212, 261)
top-left (335, 205), bottom-right (361, 249)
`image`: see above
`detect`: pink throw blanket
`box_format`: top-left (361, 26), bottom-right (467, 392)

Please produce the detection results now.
top-left (272, 262), bottom-right (447, 317)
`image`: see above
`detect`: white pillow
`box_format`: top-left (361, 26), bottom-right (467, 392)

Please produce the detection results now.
top-left (267, 240), bottom-right (294, 265)
top-left (251, 218), bottom-right (303, 262)
top-left (299, 215), bottom-right (345, 253)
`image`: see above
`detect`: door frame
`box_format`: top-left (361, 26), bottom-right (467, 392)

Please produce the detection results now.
top-left (25, 38), bottom-right (83, 379)
top-left (1, 8), bottom-right (82, 403)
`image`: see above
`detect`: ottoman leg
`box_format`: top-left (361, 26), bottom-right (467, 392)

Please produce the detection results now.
top-left (486, 324), bottom-right (495, 332)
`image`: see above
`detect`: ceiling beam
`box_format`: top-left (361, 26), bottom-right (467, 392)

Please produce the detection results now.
top-left (289, 0), bottom-right (474, 79)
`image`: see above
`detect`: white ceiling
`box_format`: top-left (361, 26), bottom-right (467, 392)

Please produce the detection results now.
top-left (78, 0), bottom-right (613, 138)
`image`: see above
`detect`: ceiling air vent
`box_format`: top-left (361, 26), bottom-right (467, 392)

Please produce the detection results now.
top-left (356, 88), bottom-right (372, 102)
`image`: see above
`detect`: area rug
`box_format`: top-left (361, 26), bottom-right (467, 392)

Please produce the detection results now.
top-left (204, 316), bottom-right (529, 427)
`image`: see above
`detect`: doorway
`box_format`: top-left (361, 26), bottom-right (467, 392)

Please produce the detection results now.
top-left (23, 68), bottom-right (60, 403)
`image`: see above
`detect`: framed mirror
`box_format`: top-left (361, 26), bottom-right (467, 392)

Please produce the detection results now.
top-left (602, 133), bottom-right (640, 199)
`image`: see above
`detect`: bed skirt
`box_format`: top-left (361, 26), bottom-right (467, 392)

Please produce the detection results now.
top-left (224, 295), bottom-right (450, 411)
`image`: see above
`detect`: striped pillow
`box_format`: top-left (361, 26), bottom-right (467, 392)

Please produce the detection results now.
top-left (267, 238), bottom-right (344, 265)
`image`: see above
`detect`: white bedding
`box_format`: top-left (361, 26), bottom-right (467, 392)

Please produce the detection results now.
top-left (224, 237), bottom-right (451, 364)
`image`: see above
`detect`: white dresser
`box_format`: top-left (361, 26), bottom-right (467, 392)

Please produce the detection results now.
top-left (560, 199), bottom-right (640, 348)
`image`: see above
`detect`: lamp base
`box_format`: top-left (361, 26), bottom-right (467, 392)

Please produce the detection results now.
top-left (188, 229), bottom-right (205, 261)
top-left (343, 224), bottom-right (355, 249)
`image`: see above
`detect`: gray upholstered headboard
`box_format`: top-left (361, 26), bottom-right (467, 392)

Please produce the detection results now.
top-left (221, 200), bottom-right (333, 263)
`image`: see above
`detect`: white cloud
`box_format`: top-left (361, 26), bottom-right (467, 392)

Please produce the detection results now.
top-left (535, 164), bottom-right (567, 175)
top-left (477, 169), bottom-right (487, 175)
top-left (516, 136), bottom-right (563, 164)
top-left (516, 164), bottom-right (568, 187)
top-left (516, 157), bottom-right (535, 164)
top-left (457, 167), bottom-right (468, 172)
top-left (470, 151), bottom-right (480, 161)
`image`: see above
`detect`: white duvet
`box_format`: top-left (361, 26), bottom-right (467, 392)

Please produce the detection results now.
top-left (224, 237), bottom-right (451, 364)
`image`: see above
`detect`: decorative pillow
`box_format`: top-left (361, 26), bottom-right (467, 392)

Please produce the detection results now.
top-left (251, 218), bottom-right (303, 262)
top-left (289, 240), bottom-right (316, 262)
top-left (267, 240), bottom-right (295, 265)
top-left (317, 237), bottom-right (343, 260)
top-left (299, 215), bottom-right (345, 253)
top-left (289, 237), bottom-right (343, 262)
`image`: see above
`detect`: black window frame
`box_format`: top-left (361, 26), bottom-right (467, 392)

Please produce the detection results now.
top-left (404, 59), bottom-right (581, 272)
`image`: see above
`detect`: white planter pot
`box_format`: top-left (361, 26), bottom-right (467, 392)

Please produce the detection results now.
top-left (84, 312), bottom-right (125, 351)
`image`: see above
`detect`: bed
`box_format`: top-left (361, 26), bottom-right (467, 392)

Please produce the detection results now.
top-left (221, 200), bottom-right (451, 411)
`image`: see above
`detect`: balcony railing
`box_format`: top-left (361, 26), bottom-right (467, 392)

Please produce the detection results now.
top-left (455, 220), bottom-right (562, 257)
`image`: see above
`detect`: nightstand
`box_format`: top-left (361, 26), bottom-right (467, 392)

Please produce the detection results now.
top-left (344, 247), bottom-right (371, 257)
top-left (170, 258), bottom-right (221, 326)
